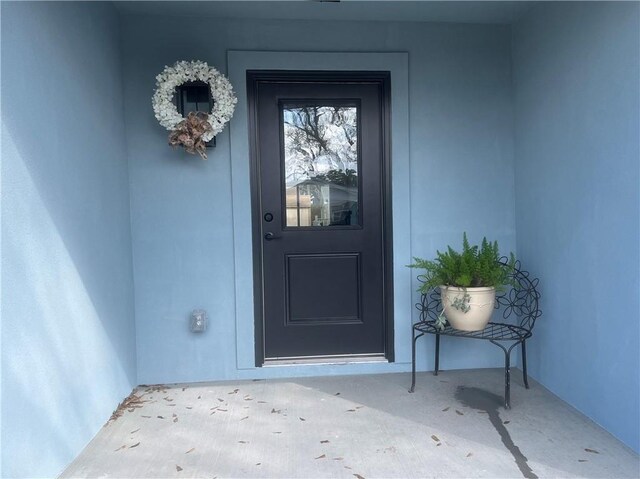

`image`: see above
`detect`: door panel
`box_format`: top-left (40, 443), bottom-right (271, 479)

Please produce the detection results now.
top-left (248, 72), bottom-right (392, 362)
top-left (286, 253), bottom-right (361, 324)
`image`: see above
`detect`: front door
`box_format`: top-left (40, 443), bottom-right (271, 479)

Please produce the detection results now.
top-left (248, 71), bottom-right (392, 363)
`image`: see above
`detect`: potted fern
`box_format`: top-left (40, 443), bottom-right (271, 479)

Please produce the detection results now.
top-left (409, 233), bottom-right (515, 331)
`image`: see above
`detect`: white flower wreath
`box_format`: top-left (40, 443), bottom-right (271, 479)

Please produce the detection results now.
top-left (152, 60), bottom-right (237, 142)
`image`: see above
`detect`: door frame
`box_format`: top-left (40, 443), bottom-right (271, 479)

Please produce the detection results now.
top-left (246, 70), bottom-right (394, 366)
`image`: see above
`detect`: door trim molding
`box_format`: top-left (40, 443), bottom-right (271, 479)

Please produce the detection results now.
top-left (247, 71), bottom-right (393, 365)
top-left (228, 51), bottom-right (410, 371)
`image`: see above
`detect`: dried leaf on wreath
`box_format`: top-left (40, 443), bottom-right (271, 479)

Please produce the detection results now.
top-left (168, 112), bottom-right (213, 160)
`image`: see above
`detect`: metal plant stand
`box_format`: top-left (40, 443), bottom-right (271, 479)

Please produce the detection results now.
top-left (409, 259), bottom-right (541, 409)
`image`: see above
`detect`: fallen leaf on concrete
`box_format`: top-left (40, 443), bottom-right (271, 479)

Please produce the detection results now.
top-left (315, 454), bottom-right (326, 460)
top-left (109, 392), bottom-right (148, 422)
top-left (585, 448), bottom-right (600, 454)
top-left (130, 442), bottom-right (140, 448)
top-left (185, 448), bottom-right (195, 454)
top-left (431, 435), bottom-right (440, 443)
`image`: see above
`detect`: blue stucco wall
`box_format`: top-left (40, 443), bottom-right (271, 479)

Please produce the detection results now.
top-left (121, 16), bottom-right (516, 384)
top-left (512, 2), bottom-right (640, 452)
top-left (1, 2), bottom-right (137, 477)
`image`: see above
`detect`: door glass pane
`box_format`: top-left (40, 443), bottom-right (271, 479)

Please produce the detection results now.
top-left (282, 105), bottom-right (359, 227)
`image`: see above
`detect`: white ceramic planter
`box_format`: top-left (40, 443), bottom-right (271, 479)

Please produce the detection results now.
top-left (440, 286), bottom-right (496, 331)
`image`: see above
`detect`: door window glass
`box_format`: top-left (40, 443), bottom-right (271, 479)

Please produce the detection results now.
top-left (282, 104), bottom-right (359, 227)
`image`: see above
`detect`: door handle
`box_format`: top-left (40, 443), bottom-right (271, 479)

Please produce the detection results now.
top-left (264, 232), bottom-right (280, 241)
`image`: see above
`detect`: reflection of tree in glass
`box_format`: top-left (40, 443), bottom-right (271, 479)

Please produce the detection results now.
top-left (314, 168), bottom-right (358, 187)
top-left (283, 106), bottom-right (357, 186)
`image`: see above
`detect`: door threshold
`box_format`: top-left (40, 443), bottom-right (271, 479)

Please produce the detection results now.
top-left (263, 354), bottom-right (388, 367)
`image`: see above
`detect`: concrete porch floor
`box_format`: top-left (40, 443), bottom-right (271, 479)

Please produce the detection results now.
top-left (61, 369), bottom-right (639, 478)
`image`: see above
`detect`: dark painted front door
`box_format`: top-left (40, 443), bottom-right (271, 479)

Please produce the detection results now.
top-left (248, 71), bottom-right (392, 362)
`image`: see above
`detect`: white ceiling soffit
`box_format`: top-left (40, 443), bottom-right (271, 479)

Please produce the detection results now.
top-left (114, 1), bottom-right (536, 24)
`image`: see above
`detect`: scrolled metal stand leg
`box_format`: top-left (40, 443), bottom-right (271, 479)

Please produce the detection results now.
top-left (434, 333), bottom-right (440, 376)
top-left (521, 339), bottom-right (530, 389)
top-left (409, 330), bottom-right (423, 393)
top-left (504, 349), bottom-right (511, 409)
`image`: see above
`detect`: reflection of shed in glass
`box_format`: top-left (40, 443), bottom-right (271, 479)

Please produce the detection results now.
top-left (286, 178), bottom-right (358, 227)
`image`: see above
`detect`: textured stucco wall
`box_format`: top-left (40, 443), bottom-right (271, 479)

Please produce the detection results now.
top-left (1, 2), bottom-right (136, 477)
top-left (513, 1), bottom-right (640, 452)
top-left (121, 16), bottom-right (516, 384)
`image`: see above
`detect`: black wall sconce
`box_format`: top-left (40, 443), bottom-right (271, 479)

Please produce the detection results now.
top-left (176, 80), bottom-right (216, 147)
